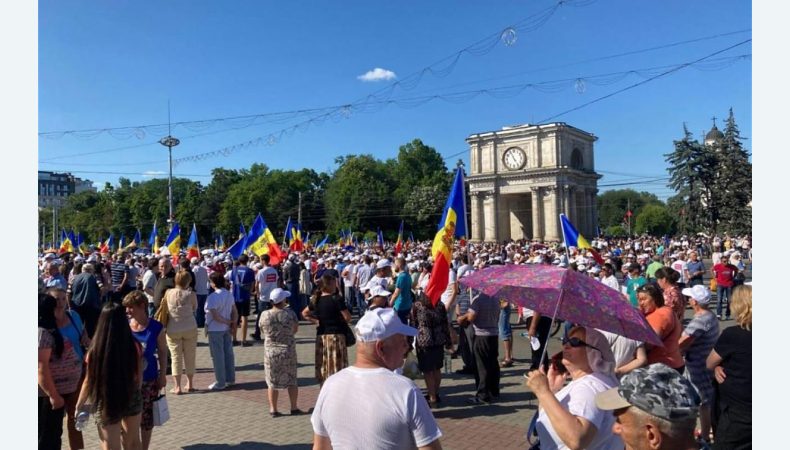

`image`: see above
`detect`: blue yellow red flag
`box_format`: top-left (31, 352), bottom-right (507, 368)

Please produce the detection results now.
top-left (559, 214), bottom-right (604, 265)
top-left (163, 223), bottom-right (181, 257)
top-left (394, 220), bottom-right (404, 255)
top-left (425, 168), bottom-right (467, 305)
top-left (148, 221), bottom-right (159, 253)
top-left (246, 214), bottom-right (285, 265)
top-left (186, 223), bottom-right (200, 260)
top-left (59, 230), bottom-right (74, 254)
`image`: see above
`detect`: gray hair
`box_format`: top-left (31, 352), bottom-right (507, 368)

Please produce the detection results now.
top-left (629, 406), bottom-right (696, 440)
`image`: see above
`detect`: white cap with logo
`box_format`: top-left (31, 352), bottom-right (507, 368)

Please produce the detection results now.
top-left (355, 308), bottom-right (417, 342)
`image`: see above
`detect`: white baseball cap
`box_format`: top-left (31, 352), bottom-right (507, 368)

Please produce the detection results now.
top-left (376, 259), bottom-right (392, 270)
top-left (270, 288), bottom-right (291, 304)
top-left (681, 285), bottom-right (711, 304)
top-left (355, 308), bottom-right (417, 343)
top-left (369, 285), bottom-right (392, 298)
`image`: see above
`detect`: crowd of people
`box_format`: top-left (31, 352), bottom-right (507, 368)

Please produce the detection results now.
top-left (37, 231), bottom-right (751, 449)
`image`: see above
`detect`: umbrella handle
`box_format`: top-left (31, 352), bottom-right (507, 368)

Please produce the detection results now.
top-left (539, 289), bottom-right (565, 368)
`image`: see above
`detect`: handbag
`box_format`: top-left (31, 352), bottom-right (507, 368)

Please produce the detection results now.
top-left (154, 293), bottom-right (170, 327)
top-left (343, 322), bottom-right (356, 347)
top-left (709, 278), bottom-right (717, 292)
top-left (152, 392), bottom-right (170, 426)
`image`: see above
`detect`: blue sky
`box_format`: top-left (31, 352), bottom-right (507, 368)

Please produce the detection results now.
top-left (38, 0), bottom-right (752, 201)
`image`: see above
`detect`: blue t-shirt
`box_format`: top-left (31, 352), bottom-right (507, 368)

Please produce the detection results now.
top-left (59, 310), bottom-right (85, 361)
top-left (131, 319), bottom-right (164, 382)
top-left (393, 272), bottom-right (414, 312)
top-left (232, 265), bottom-right (255, 302)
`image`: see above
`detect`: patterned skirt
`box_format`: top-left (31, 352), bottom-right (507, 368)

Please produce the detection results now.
top-left (315, 334), bottom-right (348, 386)
top-left (264, 344), bottom-right (298, 390)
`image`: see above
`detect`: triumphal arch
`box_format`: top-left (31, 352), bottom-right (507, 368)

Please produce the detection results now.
top-left (466, 122), bottom-right (601, 242)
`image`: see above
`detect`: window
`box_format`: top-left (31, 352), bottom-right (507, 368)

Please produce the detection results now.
top-left (571, 148), bottom-right (584, 170)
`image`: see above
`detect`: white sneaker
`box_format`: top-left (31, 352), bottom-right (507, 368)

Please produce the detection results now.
top-left (208, 382), bottom-right (225, 391)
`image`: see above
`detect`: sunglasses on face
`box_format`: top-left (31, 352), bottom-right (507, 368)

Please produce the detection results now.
top-left (562, 336), bottom-right (601, 352)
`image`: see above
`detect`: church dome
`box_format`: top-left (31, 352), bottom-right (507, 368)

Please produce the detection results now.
top-left (705, 124), bottom-right (724, 145)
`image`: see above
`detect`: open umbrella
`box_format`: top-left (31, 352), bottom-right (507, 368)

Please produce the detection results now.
top-left (459, 264), bottom-right (662, 347)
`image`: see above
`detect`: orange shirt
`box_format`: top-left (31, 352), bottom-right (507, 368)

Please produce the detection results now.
top-left (645, 306), bottom-right (684, 368)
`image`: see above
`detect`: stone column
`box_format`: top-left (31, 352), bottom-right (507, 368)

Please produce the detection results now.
top-left (562, 185), bottom-right (572, 218)
top-left (470, 192), bottom-right (484, 241)
top-left (544, 187), bottom-right (560, 241)
top-left (590, 188), bottom-right (599, 236)
top-left (483, 191), bottom-right (497, 242)
top-left (530, 187), bottom-right (544, 241)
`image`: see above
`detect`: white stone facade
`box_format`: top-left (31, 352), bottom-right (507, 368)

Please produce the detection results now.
top-left (467, 122), bottom-right (600, 242)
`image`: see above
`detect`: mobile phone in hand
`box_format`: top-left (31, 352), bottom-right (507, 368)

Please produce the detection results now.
top-left (551, 351), bottom-right (567, 374)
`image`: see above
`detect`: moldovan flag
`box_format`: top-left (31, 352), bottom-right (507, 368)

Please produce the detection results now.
top-left (59, 230), bottom-right (74, 255)
top-left (126, 230), bottom-right (141, 249)
top-left (149, 222), bottom-right (159, 253)
top-left (77, 232), bottom-right (89, 255)
top-left (288, 223), bottom-right (304, 252)
top-left (394, 220), bottom-right (404, 255)
top-left (425, 168), bottom-right (467, 306)
top-left (246, 214), bottom-right (285, 265)
top-left (186, 224), bottom-right (200, 260)
top-left (162, 223), bottom-right (182, 257)
top-left (118, 235), bottom-right (126, 250)
top-left (100, 234), bottom-right (114, 254)
top-left (560, 213), bottom-right (604, 265)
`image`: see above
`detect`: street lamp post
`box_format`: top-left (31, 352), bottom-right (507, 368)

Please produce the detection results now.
top-left (159, 135), bottom-right (180, 229)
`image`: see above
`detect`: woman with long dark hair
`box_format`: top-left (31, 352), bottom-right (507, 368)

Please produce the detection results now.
top-left (409, 292), bottom-right (452, 408)
top-left (39, 293), bottom-right (83, 450)
top-left (76, 302), bottom-right (143, 450)
top-left (302, 273), bottom-right (351, 387)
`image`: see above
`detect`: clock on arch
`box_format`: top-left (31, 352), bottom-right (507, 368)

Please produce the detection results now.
top-left (502, 147), bottom-right (526, 170)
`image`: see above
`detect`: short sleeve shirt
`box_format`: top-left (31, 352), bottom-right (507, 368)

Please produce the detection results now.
top-left (393, 272), bottom-right (414, 312)
top-left (469, 293), bottom-right (499, 336)
top-left (232, 266), bottom-right (255, 302)
top-left (682, 311), bottom-right (719, 364)
top-left (256, 267), bottom-right (279, 302)
top-left (38, 328), bottom-right (83, 396)
top-left (308, 294), bottom-right (348, 335)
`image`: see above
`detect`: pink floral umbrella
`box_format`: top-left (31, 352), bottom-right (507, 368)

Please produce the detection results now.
top-left (459, 264), bottom-right (662, 346)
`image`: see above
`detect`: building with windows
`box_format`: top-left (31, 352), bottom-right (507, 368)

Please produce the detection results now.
top-left (38, 171), bottom-right (96, 208)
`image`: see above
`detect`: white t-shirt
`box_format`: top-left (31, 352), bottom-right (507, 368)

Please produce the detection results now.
top-left (192, 265), bottom-right (209, 295)
top-left (600, 275), bottom-right (619, 292)
top-left (205, 288), bottom-right (235, 332)
top-left (440, 269), bottom-right (458, 308)
top-left (536, 372), bottom-right (623, 450)
top-left (342, 263), bottom-right (356, 286)
top-left (365, 275), bottom-right (389, 294)
top-left (142, 269), bottom-right (157, 304)
top-left (311, 366), bottom-right (442, 449)
top-left (256, 266), bottom-right (279, 302)
top-left (671, 260), bottom-right (688, 284)
top-left (598, 330), bottom-right (643, 370)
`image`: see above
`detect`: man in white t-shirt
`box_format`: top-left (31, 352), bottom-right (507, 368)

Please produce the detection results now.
top-left (311, 308), bottom-right (442, 450)
top-left (670, 253), bottom-right (688, 289)
top-left (599, 264), bottom-right (620, 292)
top-left (252, 254), bottom-right (278, 341)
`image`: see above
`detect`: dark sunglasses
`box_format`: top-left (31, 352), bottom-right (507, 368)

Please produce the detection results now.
top-left (562, 336), bottom-right (600, 352)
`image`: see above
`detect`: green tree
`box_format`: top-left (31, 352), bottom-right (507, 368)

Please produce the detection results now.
top-left (596, 189), bottom-right (662, 232)
top-left (665, 124), bottom-right (718, 232)
top-left (715, 108), bottom-right (752, 234)
top-left (634, 204), bottom-right (675, 236)
top-left (324, 155), bottom-right (395, 233)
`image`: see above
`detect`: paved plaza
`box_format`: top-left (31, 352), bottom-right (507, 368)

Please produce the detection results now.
top-left (75, 303), bottom-right (736, 450)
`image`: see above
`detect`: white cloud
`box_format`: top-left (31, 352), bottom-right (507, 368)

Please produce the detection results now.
top-left (357, 67), bottom-right (397, 82)
top-left (142, 171), bottom-right (166, 178)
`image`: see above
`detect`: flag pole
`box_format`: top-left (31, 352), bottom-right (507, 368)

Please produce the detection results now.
top-left (537, 213), bottom-right (572, 369)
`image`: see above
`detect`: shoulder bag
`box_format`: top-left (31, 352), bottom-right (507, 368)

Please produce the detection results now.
top-left (154, 292), bottom-right (170, 327)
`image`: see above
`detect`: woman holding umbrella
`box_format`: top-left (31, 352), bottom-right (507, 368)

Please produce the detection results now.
top-left (525, 326), bottom-right (622, 450)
